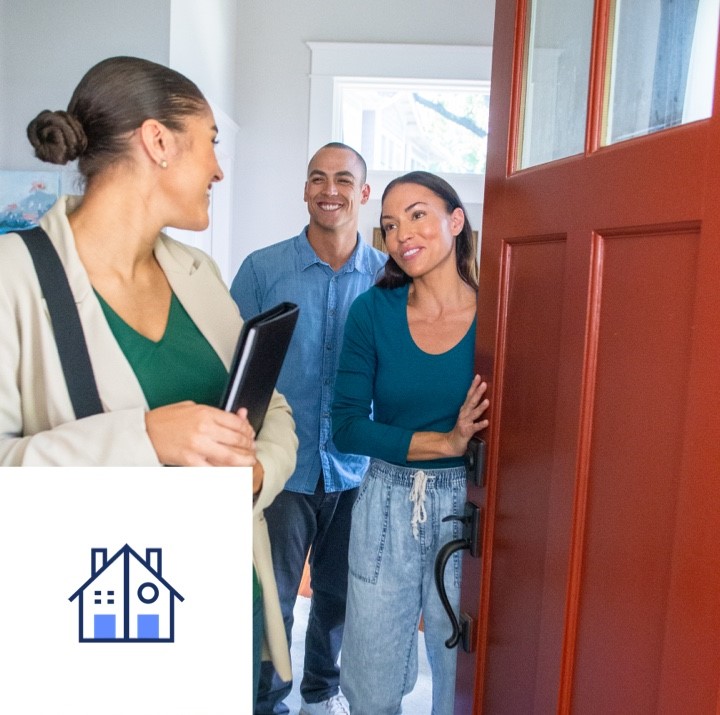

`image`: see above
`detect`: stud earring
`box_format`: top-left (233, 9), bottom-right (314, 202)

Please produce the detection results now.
top-left (159, 160), bottom-right (168, 169)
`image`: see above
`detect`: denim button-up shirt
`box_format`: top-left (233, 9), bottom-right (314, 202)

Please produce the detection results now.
top-left (230, 228), bottom-right (387, 494)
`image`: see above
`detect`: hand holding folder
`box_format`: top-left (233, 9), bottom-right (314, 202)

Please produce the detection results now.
top-left (220, 302), bottom-right (299, 432)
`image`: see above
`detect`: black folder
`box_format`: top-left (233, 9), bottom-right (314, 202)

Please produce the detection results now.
top-left (220, 301), bottom-right (299, 432)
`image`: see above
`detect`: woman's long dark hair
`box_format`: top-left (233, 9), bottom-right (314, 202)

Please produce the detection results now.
top-left (376, 171), bottom-right (478, 290)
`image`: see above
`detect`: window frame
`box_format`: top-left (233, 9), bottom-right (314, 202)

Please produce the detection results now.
top-left (307, 42), bottom-right (493, 200)
top-left (333, 77), bottom-right (491, 176)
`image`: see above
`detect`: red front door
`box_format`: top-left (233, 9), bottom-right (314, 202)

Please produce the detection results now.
top-left (456, 1), bottom-right (720, 712)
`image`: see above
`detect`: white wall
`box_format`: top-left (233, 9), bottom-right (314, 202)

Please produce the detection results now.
top-left (232, 0), bottom-right (496, 274)
top-left (0, 0), bottom-right (240, 170)
top-left (169, 0), bottom-right (238, 117)
top-left (0, 0), bottom-right (171, 170)
top-left (0, 0), bottom-right (241, 277)
top-left (0, 0), bottom-right (495, 280)
top-left (0, 0), bottom-right (8, 153)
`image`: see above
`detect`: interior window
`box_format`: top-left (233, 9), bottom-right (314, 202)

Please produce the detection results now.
top-left (336, 80), bottom-right (490, 175)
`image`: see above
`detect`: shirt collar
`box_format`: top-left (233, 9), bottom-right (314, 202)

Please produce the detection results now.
top-left (295, 226), bottom-right (381, 275)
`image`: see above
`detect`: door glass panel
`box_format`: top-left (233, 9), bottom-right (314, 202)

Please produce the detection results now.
top-left (604, 0), bottom-right (720, 145)
top-left (518, 0), bottom-right (595, 169)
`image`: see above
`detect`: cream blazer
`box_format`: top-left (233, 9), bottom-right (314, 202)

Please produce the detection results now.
top-left (0, 196), bottom-right (296, 680)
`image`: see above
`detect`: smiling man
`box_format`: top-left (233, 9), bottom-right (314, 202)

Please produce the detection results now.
top-left (231, 143), bottom-right (387, 715)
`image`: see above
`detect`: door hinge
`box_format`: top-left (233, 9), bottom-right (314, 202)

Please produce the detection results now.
top-left (459, 612), bottom-right (476, 653)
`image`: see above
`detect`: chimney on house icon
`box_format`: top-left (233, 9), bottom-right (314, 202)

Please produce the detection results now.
top-left (91, 548), bottom-right (107, 575)
top-left (146, 548), bottom-right (162, 575)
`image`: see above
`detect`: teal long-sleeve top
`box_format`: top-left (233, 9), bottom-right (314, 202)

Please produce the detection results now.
top-left (332, 283), bottom-right (476, 469)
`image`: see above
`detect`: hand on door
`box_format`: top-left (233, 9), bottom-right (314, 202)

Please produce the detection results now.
top-left (445, 374), bottom-right (489, 457)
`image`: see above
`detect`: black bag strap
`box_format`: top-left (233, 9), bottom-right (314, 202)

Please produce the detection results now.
top-left (19, 226), bottom-right (103, 419)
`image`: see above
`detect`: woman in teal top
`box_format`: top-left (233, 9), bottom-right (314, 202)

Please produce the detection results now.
top-left (332, 172), bottom-right (489, 715)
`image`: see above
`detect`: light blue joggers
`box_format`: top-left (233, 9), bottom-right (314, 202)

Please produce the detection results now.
top-left (340, 459), bottom-right (467, 715)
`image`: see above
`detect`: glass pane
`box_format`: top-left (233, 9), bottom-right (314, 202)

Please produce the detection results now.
top-left (337, 81), bottom-right (490, 174)
top-left (605, 0), bottom-right (719, 145)
top-left (518, 0), bottom-right (595, 169)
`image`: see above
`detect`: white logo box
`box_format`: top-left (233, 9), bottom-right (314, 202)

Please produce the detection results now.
top-left (0, 468), bottom-right (253, 715)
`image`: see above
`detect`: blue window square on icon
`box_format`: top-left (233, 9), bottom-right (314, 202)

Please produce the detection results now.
top-left (138, 614), bottom-right (159, 639)
top-left (94, 614), bottom-right (116, 639)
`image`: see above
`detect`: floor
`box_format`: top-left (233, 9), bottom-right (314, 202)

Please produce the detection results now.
top-left (284, 595), bottom-right (433, 714)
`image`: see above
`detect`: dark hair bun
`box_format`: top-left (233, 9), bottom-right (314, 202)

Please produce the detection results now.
top-left (26, 110), bottom-right (88, 165)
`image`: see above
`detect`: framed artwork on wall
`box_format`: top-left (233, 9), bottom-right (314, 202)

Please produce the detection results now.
top-left (372, 227), bottom-right (384, 251)
top-left (0, 170), bottom-right (60, 234)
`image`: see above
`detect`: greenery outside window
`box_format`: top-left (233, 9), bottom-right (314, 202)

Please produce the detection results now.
top-left (336, 80), bottom-right (490, 175)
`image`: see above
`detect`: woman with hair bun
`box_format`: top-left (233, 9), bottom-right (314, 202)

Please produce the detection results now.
top-left (0, 56), bottom-right (297, 706)
top-left (332, 171), bottom-right (490, 715)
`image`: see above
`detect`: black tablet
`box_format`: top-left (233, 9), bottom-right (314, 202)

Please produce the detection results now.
top-left (220, 301), bottom-right (299, 432)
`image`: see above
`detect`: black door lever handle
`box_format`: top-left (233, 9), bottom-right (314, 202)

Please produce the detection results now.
top-left (434, 501), bottom-right (483, 648)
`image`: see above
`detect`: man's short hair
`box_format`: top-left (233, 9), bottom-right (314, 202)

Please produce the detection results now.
top-left (309, 142), bottom-right (367, 184)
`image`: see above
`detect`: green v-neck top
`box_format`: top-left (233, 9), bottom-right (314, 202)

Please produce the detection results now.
top-left (95, 291), bottom-right (228, 409)
top-left (97, 290), bottom-right (260, 603)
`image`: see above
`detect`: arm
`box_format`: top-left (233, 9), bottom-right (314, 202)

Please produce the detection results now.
top-left (2, 386), bottom-right (263, 467)
top-left (0, 411), bottom-right (161, 466)
top-left (406, 375), bottom-right (488, 460)
top-left (230, 255), bottom-right (263, 320)
top-left (0, 269), bottom-right (160, 465)
top-left (332, 296), bottom-right (415, 463)
top-left (333, 294), bottom-right (489, 464)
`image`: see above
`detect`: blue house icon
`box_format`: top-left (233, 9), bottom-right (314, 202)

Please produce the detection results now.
top-left (69, 544), bottom-right (184, 643)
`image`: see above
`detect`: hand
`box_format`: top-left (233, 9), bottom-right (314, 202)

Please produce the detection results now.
top-left (445, 375), bottom-right (489, 457)
top-left (145, 401), bottom-right (258, 466)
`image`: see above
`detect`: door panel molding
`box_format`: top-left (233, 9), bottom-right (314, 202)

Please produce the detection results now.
top-left (561, 220), bottom-right (702, 709)
top-left (568, 226), bottom-right (701, 712)
top-left (481, 237), bottom-right (568, 713)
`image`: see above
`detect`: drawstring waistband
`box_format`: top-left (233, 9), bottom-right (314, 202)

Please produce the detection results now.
top-left (409, 470), bottom-right (429, 540)
top-left (366, 459), bottom-right (467, 540)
